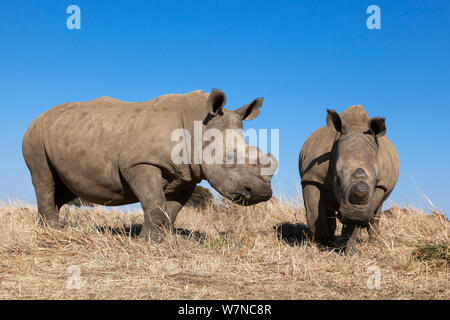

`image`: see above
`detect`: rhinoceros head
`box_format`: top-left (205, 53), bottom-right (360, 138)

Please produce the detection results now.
top-left (326, 107), bottom-right (386, 226)
top-left (199, 89), bottom-right (278, 206)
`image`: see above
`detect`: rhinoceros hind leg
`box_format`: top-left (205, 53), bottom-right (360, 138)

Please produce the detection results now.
top-left (33, 183), bottom-right (61, 228)
top-left (29, 159), bottom-right (65, 229)
top-left (124, 164), bottom-right (168, 242)
top-left (302, 184), bottom-right (334, 246)
top-left (54, 183), bottom-right (77, 210)
top-left (165, 186), bottom-right (196, 226)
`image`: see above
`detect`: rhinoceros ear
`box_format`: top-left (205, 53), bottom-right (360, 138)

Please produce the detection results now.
top-left (235, 98), bottom-right (263, 120)
top-left (326, 109), bottom-right (343, 133)
top-left (207, 89), bottom-right (227, 116)
top-left (369, 117), bottom-right (386, 137)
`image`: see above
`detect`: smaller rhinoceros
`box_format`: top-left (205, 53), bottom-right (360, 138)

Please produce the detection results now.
top-left (299, 105), bottom-right (399, 252)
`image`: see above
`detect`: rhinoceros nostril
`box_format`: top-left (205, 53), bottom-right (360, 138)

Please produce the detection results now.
top-left (349, 181), bottom-right (369, 204)
top-left (355, 181), bottom-right (368, 194)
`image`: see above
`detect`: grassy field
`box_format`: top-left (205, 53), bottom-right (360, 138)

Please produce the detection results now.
top-left (0, 197), bottom-right (448, 299)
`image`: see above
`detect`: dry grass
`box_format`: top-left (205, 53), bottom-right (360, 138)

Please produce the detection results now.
top-left (0, 198), bottom-right (448, 300)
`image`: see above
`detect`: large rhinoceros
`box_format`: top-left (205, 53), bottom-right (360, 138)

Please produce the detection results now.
top-left (23, 89), bottom-right (278, 241)
top-left (299, 105), bottom-right (399, 252)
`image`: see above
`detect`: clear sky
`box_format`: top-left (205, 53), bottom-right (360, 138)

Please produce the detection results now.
top-left (0, 1), bottom-right (449, 215)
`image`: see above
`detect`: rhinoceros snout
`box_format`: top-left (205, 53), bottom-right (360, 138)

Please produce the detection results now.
top-left (232, 184), bottom-right (272, 206)
top-left (246, 184), bottom-right (273, 202)
top-left (338, 206), bottom-right (374, 227)
top-left (349, 181), bottom-right (369, 205)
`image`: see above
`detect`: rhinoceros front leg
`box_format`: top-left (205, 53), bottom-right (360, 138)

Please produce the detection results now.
top-left (340, 224), bottom-right (362, 255)
top-left (302, 184), bottom-right (334, 245)
top-left (368, 205), bottom-right (382, 242)
top-left (367, 187), bottom-right (392, 242)
top-left (368, 187), bottom-right (388, 242)
top-left (124, 164), bottom-right (169, 242)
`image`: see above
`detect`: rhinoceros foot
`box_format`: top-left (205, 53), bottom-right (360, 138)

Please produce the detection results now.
top-left (138, 224), bottom-right (170, 243)
top-left (38, 215), bottom-right (65, 230)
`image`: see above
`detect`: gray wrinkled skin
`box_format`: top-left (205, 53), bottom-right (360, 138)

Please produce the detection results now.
top-left (299, 105), bottom-right (399, 253)
top-left (23, 89), bottom-right (278, 241)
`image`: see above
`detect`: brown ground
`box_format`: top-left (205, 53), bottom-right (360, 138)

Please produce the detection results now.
top-left (0, 198), bottom-right (448, 299)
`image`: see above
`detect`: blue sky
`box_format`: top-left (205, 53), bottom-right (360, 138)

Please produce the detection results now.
top-left (0, 1), bottom-right (449, 215)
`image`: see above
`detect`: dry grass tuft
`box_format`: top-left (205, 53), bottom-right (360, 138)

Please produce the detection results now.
top-left (0, 199), bottom-right (448, 299)
top-left (412, 243), bottom-right (449, 264)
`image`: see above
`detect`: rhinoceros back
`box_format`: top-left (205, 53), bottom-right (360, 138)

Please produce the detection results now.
top-left (376, 136), bottom-right (400, 195)
top-left (299, 125), bottom-right (336, 187)
top-left (27, 94), bottom-right (193, 204)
